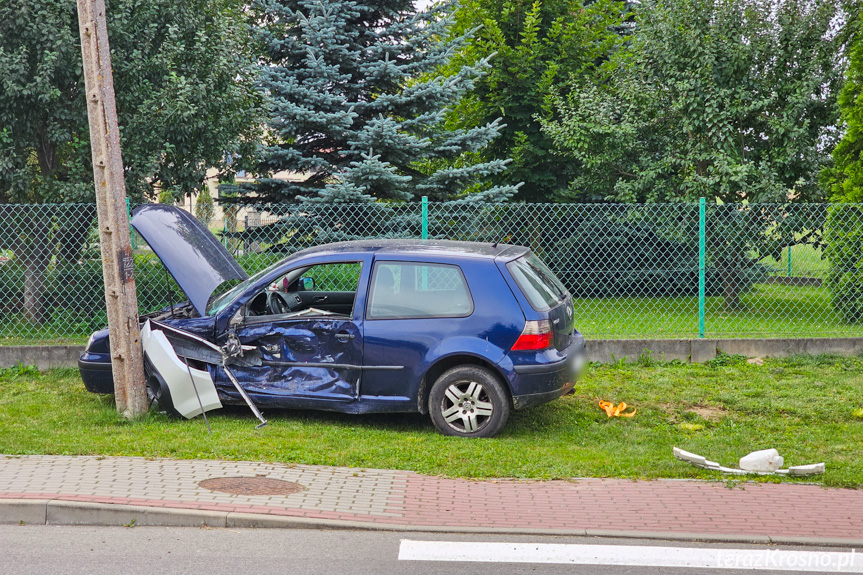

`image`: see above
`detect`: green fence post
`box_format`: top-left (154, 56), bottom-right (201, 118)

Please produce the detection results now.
top-left (787, 245), bottom-right (792, 277)
top-left (421, 196), bottom-right (428, 239)
top-left (126, 198), bottom-right (135, 249)
top-left (420, 197), bottom-right (429, 289)
top-left (698, 198), bottom-right (706, 338)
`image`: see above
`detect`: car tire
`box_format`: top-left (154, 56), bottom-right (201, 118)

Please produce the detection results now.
top-left (429, 365), bottom-right (510, 438)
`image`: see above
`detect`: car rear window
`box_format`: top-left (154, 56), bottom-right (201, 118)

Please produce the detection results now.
top-left (506, 254), bottom-right (568, 312)
top-left (367, 262), bottom-right (473, 319)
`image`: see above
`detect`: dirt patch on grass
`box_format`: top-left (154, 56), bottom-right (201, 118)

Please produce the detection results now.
top-left (688, 404), bottom-right (729, 421)
top-left (657, 402), bottom-right (730, 422)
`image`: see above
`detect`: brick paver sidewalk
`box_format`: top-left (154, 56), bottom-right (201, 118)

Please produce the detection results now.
top-left (1, 455), bottom-right (861, 544)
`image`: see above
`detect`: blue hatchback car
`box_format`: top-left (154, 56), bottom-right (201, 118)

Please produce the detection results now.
top-left (79, 205), bottom-right (586, 437)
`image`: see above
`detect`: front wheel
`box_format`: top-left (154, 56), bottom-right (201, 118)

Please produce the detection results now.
top-left (429, 366), bottom-right (510, 438)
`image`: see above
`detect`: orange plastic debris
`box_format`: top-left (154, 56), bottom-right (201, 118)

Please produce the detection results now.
top-left (598, 400), bottom-right (636, 418)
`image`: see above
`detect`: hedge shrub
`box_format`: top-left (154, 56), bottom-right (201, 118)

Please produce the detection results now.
top-left (545, 217), bottom-right (765, 298)
top-left (825, 204), bottom-right (863, 323)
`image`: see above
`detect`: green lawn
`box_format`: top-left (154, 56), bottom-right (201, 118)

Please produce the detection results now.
top-left (1, 356), bottom-right (861, 488)
top-left (763, 243), bottom-right (830, 280)
top-left (574, 283), bottom-right (859, 339)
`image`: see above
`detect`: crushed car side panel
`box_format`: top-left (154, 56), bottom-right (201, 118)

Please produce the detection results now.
top-left (221, 318), bottom-right (362, 405)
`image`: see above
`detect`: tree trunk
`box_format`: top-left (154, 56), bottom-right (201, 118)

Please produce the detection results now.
top-left (18, 213), bottom-right (54, 325)
top-left (23, 254), bottom-right (50, 324)
top-left (720, 260), bottom-right (742, 311)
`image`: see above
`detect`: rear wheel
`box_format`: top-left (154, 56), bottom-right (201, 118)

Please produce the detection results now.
top-left (429, 366), bottom-right (510, 438)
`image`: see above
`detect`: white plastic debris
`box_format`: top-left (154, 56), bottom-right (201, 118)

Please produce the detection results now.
top-left (673, 447), bottom-right (824, 476)
top-left (787, 463), bottom-right (827, 476)
top-left (739, 448), bottom-right (784, 472)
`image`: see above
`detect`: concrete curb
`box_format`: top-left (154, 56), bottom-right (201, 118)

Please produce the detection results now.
top-left (3, 499), bottom-right (862, 549)
top-left (4, 338), bottom-right (863, 369)
top-left (0, 346), bottom-right (84, 370)
top-left (586, 337), bottom-right (863, 364)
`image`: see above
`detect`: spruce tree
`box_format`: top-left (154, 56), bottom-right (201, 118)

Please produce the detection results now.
top-left (234, 0), bottom-right (516, 205)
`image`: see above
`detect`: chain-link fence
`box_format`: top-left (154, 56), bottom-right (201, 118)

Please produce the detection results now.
top-left (1, 201), bottom-right (861, 344)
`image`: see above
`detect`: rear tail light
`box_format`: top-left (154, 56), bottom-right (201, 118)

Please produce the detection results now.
top-left (511, 320), bottom-right (553, 351)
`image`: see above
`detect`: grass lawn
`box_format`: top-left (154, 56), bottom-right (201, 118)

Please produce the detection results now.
top-left (1, 356), bottom-right (861, 488)
top-left (763, 243), bottom-right (829, 280)
top-left (574, 283), bottom-right (858, 339)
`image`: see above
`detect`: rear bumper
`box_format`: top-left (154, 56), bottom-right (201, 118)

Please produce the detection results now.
top-left (511, 377), bottom-right (576, 410)
top-left (507, 337), bottom-right (587, 410)
top-left (78, 354), bottom-right (114, 394)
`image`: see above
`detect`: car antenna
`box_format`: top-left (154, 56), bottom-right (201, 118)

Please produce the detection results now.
top-left (493, 232), bottom-right (513, 248)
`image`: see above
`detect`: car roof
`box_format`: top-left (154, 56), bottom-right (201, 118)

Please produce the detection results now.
top-left (293, 239), bottom-right (529, 261)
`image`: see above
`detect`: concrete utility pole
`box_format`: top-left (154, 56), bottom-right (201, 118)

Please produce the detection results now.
top-left (77, 0), bottom-right (148, 418)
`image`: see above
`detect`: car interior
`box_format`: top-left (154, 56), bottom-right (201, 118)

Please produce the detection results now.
top-left (244, 262), bottom-right (361, 319)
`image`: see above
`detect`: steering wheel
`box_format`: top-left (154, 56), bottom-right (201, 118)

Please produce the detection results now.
top-left (267, 291), bottom-right (296, 315)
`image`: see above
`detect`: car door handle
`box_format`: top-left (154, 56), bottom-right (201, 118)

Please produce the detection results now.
top-left (313, 296), bottom-right (328, 302)
top-left (335, 331), bottom-right (354, 343)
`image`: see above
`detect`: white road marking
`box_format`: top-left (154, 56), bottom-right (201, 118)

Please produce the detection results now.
top-left (398, 540), bottom-right (862, 572)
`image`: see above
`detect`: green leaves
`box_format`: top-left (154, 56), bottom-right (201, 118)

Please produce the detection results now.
top-left (826, 12), bottom-right (863, 203)
top-left (825, 204), bottom-right (863, 324)
top-left (0, 0), bottom-right (261, 204)
top-left (443, 0), bottom-right (626, 202)
top-left (542, 0), bottom-right (849, 204)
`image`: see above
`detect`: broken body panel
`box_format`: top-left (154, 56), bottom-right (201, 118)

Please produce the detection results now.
top-left (141, 320), bottom-right (221, 419)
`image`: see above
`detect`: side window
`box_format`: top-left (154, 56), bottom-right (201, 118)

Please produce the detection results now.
top-left (367, 262), bottom-right (473, 319)
top-left (300, 262), bottom-right (361, 292)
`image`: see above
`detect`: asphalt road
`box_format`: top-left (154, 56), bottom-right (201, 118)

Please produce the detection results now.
top-left (2, 525), bottom-right (858, 575)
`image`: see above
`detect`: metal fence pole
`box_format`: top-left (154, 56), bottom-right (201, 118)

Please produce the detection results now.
top-left (698, 198), bottom-right (706, 339)
top-left (421, 196), bottom-right (428, 239)
top-left (420, 198), bottom-right (429, 289)
top-left (243, 214), bottom-right (249, 255)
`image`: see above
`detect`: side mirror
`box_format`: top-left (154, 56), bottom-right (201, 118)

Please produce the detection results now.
top-left (229, 307), bottom-right (243, 327)
top-left (299, 277), bottom-right (315, 291)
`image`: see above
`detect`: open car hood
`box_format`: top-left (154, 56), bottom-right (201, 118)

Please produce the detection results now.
top-left (131, 204), bottom-right (248, 315)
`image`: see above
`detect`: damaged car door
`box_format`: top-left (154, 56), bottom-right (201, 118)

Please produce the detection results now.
top-left (227, 261), bottom-right (366, 405)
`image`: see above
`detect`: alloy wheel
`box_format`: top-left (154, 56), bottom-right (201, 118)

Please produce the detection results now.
top-left (440, 380), bottom-right (494, 433)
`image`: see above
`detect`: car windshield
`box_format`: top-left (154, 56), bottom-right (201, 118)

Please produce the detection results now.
top-left (205, 259), bottom-right (283, 316)
top-left (506, 254), bottom-right (568, 312)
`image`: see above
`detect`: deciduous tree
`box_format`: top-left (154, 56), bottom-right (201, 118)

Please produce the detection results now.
top-left (543, 0), bottom-right (850, 204)
top-left (0, 0), bottom-right (260, 322)
top-left (442, 0), bottom-right (625, 202)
